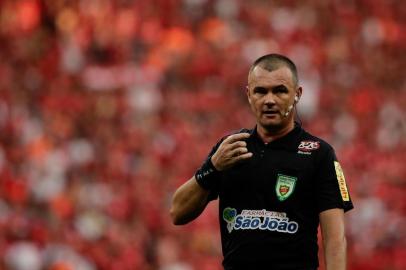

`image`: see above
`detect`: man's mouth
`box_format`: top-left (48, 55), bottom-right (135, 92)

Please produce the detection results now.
top-left (263, 110), bottom-right (279, 116)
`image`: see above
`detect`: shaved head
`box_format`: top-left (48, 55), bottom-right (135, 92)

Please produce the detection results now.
top-left (249, 54), bottom-right (298, 87)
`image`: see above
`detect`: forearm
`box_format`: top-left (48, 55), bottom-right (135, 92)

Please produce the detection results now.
top-left (324, 236), bottom-right (347, 270)
top-left (170, 133), bottom-right (251, 225)
top-left (170, 176), bottom-right (210, 225)
top-left (320, 208), bottom-right (347, 270)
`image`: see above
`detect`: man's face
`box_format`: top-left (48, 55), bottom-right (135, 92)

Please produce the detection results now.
top-left (247, 66), bottom-right (301, 130)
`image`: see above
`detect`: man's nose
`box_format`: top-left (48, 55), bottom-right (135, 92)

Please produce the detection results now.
top-left (264, 93), bottom-right (276, 106)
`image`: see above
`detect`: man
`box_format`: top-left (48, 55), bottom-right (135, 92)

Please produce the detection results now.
top-left (170, 54), bottom-right (354, 270)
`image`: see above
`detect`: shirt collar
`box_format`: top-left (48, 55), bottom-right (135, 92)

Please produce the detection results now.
top-left (250, 122), bottom-right (303, 149)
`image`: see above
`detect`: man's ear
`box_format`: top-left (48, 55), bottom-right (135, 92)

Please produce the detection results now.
top-left (296, 86), bottom-right (303, 102)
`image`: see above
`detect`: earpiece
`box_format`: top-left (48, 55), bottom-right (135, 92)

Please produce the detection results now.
top-left (284, 95), bottom-right (299, 117)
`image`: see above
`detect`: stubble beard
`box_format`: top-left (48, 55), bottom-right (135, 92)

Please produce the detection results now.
top-left (258, 114), bottom-right (293, 135)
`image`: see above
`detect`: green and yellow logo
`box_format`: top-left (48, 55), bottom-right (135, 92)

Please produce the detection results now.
top-left (275, 174), bottom-right (297, 201)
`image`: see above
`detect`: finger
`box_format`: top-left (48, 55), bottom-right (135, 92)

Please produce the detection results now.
top-left (235, 152), bottom-right (253, 161)
top-left (229, 141), bottom-right (247, 150)
top-left (230, 147), bottom-right (248, 157)
top-left (224, 133), bottom-right (250, 144)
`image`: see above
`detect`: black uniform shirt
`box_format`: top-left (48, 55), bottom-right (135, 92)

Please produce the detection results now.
top-left (203, 124), bottom-right (354, 270)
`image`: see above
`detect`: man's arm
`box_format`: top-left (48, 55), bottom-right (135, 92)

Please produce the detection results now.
top-left (170, 176), bottom-right (210, 225)
top-left (319, 208), bottom-right (347, 270)
top-left (170, 133), bottom-right (252, 225)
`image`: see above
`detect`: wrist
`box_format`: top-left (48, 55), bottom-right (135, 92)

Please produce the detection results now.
top-left (195, 158), bottom-right (220, 190)
top-left (210, 156), bottom-right (221, 171)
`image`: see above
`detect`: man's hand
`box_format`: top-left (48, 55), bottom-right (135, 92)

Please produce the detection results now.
top-left (211, 133), bottom-right (253, 171)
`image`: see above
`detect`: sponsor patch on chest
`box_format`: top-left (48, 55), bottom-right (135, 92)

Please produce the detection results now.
top-left (222, 208), bottom-right (299, 234)
top-left (297, 140), bottom-right (320, 155)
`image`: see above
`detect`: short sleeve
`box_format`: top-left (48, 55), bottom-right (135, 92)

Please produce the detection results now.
top-left (315, 146), bottom-right (354, 213)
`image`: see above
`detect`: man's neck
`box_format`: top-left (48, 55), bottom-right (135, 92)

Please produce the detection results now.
top-left (257, 121), bottom-right (295, 144)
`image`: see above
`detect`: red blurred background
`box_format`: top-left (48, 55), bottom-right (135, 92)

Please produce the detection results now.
top-left (0, 0), bottom-right (405, 269)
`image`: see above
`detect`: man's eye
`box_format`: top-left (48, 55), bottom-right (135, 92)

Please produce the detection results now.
top-left (254, 87), bottom-right (267, 94)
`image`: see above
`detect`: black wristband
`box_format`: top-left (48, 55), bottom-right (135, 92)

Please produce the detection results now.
top-left (195, 158), bottom-right (220, 190)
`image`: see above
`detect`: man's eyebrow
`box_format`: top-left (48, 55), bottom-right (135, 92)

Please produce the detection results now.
top-left (272, 84), bottom-right (288, 91)
top-left (251, 84), bottom-right (288, 90)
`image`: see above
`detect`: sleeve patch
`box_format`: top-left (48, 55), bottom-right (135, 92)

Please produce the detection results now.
top-left (334, 161), bottom-right (350, 202)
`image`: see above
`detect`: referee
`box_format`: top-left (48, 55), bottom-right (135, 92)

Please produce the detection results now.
top-left (170, 54), bottom-right (354, 270)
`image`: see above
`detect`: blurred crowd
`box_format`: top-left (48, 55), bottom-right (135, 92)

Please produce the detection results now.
top-left (0, 0), bottom-right (405, 269)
